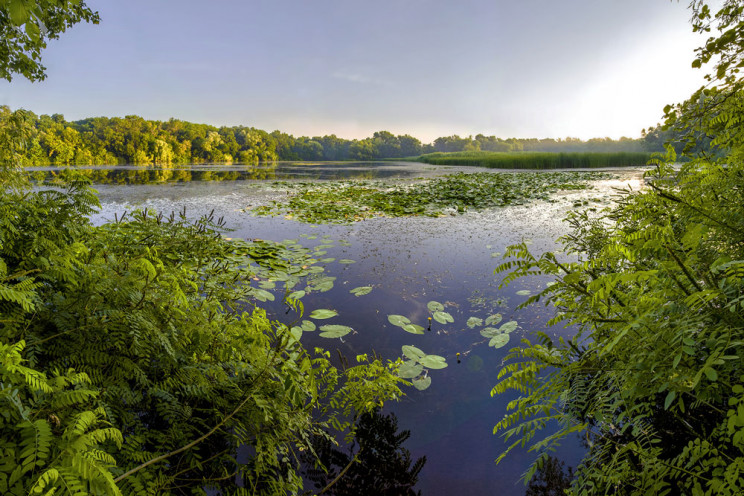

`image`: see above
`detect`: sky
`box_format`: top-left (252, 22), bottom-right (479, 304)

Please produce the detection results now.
top-left (0, 0), bottom-right (711, 143)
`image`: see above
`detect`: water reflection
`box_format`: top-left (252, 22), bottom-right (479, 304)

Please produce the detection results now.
top-left (29, 161), bottom-right (444, 185)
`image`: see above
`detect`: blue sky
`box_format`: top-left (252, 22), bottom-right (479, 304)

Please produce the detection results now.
top-left (0, 0), bottom-right (709, 142)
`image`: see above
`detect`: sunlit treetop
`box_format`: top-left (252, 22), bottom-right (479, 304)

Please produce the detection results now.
top-left (0, 0), bottom-right (99, 82)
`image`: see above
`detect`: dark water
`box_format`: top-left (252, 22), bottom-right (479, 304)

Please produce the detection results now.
top-left (27, 161), bottom-right (469, 184)
top-left (83, 164), bottom-right (643, 495)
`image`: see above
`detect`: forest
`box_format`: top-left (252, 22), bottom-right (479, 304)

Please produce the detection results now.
top-left (0, 106), bottom-right (666, 166)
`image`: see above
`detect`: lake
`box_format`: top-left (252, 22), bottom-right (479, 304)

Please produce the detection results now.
top-left (56, 161), bottom-right (645, 495)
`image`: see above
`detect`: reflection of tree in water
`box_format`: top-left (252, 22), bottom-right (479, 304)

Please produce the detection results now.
top-left (302, 409), bottom-right (426, 495)
top-left (525, 456), bottom-right (574, 496)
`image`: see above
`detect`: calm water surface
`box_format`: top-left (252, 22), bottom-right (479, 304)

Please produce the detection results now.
top-left (81, 162), bottom-right (645, 495)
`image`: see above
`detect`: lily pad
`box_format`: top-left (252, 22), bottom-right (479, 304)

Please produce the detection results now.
top-left (339, 259), bottom-right (356, 264)
top-left (388, 314), bottom-right (411, 327)
top-left (398, 360), bottom-right (424, 379)
top-left (489, 334), bottom-right (510, 349)
top-left (402, 324), bottom-right (425, 335)
top-left (499, 321), bottom-right (518, 333)
top-left (287, 290), bottom-right (306, 300)
top-left (516, 290), bottom-right (532, 296)
top-left (432, 311), bottom-right (454, 324)
top-left (419, 355), bottom-right (448, 369)
top-left (427, 301), bottom-right (444, 312)
top-left (350, 286), bottom-right (373, 296)
top-left (402, 345), bottom-right (426, 361)
top-left (467, 317), bottom-right (483, 329)
top-left (310, 309), bottom-right (338, 319)
top-left (485, 313), bottom-right (503, 326)
top-left (300, 320), bottom-right (316, 332)
top-left (250, 288), bottom-right (275, 302)
top-left (318, 325), bottom-right (352, 338)
top-left (412, 376), bottom-right (432, 391)
top-left (480, 327), bottom-right (500, 338)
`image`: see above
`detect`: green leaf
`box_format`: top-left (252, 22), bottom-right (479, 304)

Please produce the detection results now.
top-left (515, 290), bottom-right (531, 296)
top-left (499, 321), bottom-right (518, 333)
top-left (412, 376), bottom-right (432, 391)
top-left (402, 345), bottom-right (426, 361)
top-left (419, 355), bottom-right (448, 369)
top-left (318, 325), bottom-right (352, 338)
top-left (704, 367), bottom-right (718, 382)
top-left (432, 311), bottom-right (454, 324)
top-left (466, 317), bottom-right (483, 328)
top-left (350, 286), bottom-right (373, 296)
top-left (287, 290), bottom-right (305, 300)
top-left (402, 324), bottom-right (425, 334)
top-left (398, 360), bottom-right (424, 379)
top-left (251, 288), bottom-right (275, 302)
top-left (480, 327), bottom-right (499, 338)
top-left (300, 320), bottom-right (316, 332)
top-left (489, 334), bottom-right (510, 349)
top-left (427, 300), bottom-right (444, 312)
top-left (339, 259), bottom-right (356, 264)
top-left (664, 391), bottom-right (676, 410)
top-left (485, 313), bottom-right (503, 326)
top-left (387, 314), bottom-right (411, 327)
top-left (8, 1), bottom-right (29, 25)
top-left (310, 309), bottom-right (338, 319)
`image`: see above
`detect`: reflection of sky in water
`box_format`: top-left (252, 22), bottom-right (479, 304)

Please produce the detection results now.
top-left (89, 166), bottom-right (644, 495)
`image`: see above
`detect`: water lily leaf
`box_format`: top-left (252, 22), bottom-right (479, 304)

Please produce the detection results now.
top-left (350, 286), bottom-right (373, 296)
top-left (287, 290), bottom-right (306, 300)
top-left (491, 252), bottom-right (501, 258)
top-left (319, 257), bottom-right (336, 263)
top-left (402, 324), bottom-right (425, 334)
top-left (499, 321), bottom-right (518, 333)
top-left (398, 360), bottom-right (424, 379)
top-left (489, 334), bottom-right (510, 348)
top-left (319, 325), bottom-right (352, 338)
top-left (301, 320), bottom-right (316, 332)
top-left (412, 376), bottom-right (432, 391)
top-left (427, 301), bottom-right (444, 312)
top-left (339, 259), bottom-right (356, 264)
top-left (480, 327), bottom-right (499, 338)
top-left (388, 314), bottom-right (411, 327)
top-left (432, 311), bottom-right (454, 324)
top-left (467, 317), bottom-right (483, 329)
top-left (314, 280), bottom-right (334, 292)
top-left (310, 309), bottom-right (338, 319)
top-left (402, 345), bottom-right (426, 361)
top-left (516, 290), bottom-right (531, 296)
top-left (289, 326), bottom-right (303, 341)
top-left (251, 288), bottom-right (275, 302)
top-left (259, 280), bottom-right (276, 290)
top-left (485, 313), bottom-right (503, 326)
top-left (419, 355), bottom-right (448, 369)
top-left (313, 250), bottom-right (327, 256)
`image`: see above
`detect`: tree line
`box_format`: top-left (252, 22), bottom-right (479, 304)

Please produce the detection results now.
top-left (1, 106), bottom-right (668, 166)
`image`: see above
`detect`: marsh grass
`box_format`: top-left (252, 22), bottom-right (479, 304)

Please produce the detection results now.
top-left (418, 151), bottom-right (651, 169)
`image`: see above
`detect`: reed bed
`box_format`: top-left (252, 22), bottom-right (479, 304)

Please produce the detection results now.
top-left (417, 151), bottom-right (651, 169)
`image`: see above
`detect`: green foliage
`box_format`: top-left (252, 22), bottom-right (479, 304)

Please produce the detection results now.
top-left (0, 0), bottom-right (99, 82)
top-left (418, 151), bottom-right (652, 169)
top-left (490, 3), bottom-right (744, 493)
top-left (0, 114), bottom-right (406, 494)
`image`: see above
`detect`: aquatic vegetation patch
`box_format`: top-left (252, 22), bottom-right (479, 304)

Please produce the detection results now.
top-left (248, 171), bottom-right (612, 223)
top-left (418, 151), bottom-right (651, 169)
